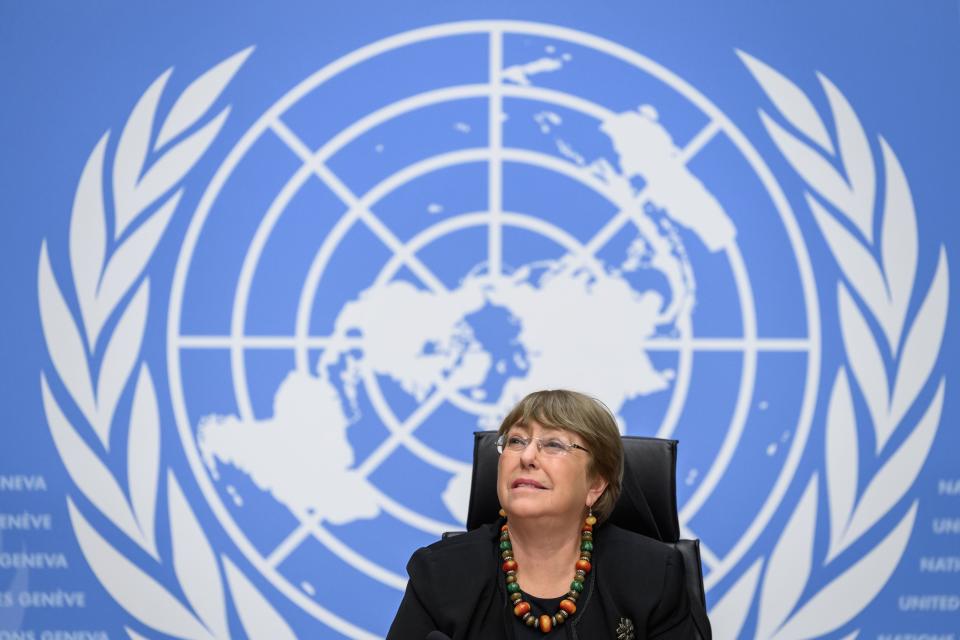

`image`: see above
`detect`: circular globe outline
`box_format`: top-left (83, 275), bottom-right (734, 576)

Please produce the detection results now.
top-left (165, 20), bottom-right (823, 637)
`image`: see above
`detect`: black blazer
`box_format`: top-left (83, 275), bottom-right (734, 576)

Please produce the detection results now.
top-left (387, 521), bottom-right (700, 639)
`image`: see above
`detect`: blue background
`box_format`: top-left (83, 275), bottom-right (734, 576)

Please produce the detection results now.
top-left (1, 1), bottom-right (958, 638)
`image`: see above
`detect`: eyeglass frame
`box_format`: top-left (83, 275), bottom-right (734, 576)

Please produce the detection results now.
top-left (495, 432), bottom-right (591, 457)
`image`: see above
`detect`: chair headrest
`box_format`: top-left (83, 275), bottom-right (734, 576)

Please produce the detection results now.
top-left (465, 431), bottom-right (680, 542)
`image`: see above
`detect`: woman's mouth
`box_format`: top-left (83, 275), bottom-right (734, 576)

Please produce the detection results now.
top-left (512, 478), bottom-right (547, 490)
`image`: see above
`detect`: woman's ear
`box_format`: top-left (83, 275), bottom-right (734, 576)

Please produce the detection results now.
top-left (585, 475), bottom-right (608, 509)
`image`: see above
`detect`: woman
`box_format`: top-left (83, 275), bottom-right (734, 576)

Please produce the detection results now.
top-left (388, 390), bottom-right (700, 639)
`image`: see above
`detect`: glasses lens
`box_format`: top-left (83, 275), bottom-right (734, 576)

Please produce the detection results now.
top-left (541, 439), bottom-right (568, 456)
top-left (507, 435), bottom-right (527, 451)
top-left (498, 434), bottom-right (530, 453)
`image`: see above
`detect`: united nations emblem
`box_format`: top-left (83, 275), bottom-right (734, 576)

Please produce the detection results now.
top-left (39, 20), bottom-right (947, 639)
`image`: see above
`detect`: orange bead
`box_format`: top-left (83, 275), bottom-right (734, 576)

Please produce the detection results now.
top-left (539, 614), bottom-right (552, 633)
top-left (582, 523), bottom-right (592, 532)
top-left (514, 601), bottom-right (531, 617)
top-left (502, 559), bottom-right (518, 572)
top-left (501, 524), bottom-right (509, 532)
top-left (559, 599), bottom-right (577, 614)
top-left (576, 559), bottom-right (592, 573)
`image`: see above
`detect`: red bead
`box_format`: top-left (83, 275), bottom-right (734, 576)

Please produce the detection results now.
top-left (539, 615), bottom-right (552, 633)
top-left (501, 524), bottom-right (509, 532)
top-left (576, 559), bottom-right (591, 573)
top-left (559, 599), bottom-right (577, 614)
top-left (514, 601), bottom-right (531, 617)
top-left (502, 559), bottom-right (518, 572)
top-left (582, 523), bottom-right (592, 532)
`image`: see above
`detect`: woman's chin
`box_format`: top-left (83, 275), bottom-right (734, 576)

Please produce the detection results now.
top-left (504, 497), bottom-right (553, 520)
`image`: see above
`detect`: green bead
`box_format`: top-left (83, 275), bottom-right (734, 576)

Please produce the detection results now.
top-left (570, 580), bottom-right (584, 592)
top-left (507, 582), bottom-right (521, 593)
top-left (500, 540), bottom-right (512, 551)
top-left (580, 541), bottom-right (593, 552)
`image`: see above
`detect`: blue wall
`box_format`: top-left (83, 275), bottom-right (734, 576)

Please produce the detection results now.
top-left (1, 2), bottom-right (958, 638)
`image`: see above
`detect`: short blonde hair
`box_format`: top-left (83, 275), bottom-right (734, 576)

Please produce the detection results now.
top-left (497, 390), bottom-right (623, 523)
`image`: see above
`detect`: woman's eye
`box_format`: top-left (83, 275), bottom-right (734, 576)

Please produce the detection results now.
top-left (507, 436), bottom-right (527, 447)
top-left (543, 440), bottom-right (566, 451)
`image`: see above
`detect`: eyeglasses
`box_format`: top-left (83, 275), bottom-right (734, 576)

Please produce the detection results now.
top-left (495, 433), bottom-right (590, 457)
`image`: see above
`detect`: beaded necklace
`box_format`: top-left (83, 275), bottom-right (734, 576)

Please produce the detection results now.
top-left (499, 512), bottom-right (596, 634)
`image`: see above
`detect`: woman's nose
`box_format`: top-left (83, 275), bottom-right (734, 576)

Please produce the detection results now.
top-left (519, 439), bottom-right (540, 466)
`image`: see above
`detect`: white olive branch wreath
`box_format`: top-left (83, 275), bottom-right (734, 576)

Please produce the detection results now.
top-left (38, 48), bottom-right (296, 639)
top-left (709, 53), bottom-right (948, 640)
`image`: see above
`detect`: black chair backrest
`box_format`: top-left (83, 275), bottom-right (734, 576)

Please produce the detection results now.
top-left (466, 431), bottom-right (680, 543)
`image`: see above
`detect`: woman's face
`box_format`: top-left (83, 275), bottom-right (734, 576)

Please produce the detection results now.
top-left (496, 420), bottom-right (608, 524)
